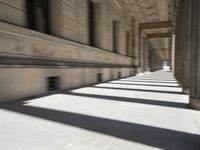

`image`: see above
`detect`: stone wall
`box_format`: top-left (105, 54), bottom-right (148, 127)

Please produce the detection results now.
top-left (0, 67), bottom-right (133, 101)
top-left (0, 0), bottom-right (136, 102)
top-left (0, 0), bottom-right (26, 26)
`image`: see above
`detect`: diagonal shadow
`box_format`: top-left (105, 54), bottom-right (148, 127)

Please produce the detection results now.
top-left (139, 79), bottom-right (174, 81)
top-left (120, 80), bottom-right (178, 84)
top-left (92, 86), bottom-right (183, 94)
top-left (63, 92), bottom-right (188, 109)
top-left (109, 82), bottom-right (180, 88)
top-left (128, 79), bottom-right (177, 82)
top-left (0, 102), bottom-right (199, 150)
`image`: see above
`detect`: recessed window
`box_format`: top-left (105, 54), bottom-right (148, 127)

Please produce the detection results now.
top-left (47, 76), bottom-right (59, 91)
top-left (88, 0), bottom-right (95, 46)
top-left (26, 0), bottom-right (50, 33)
top-left (88, 0), bottom-right (101, 48)
top-left (113, 21), bottom-right (119, 53)
top-left (97, 73), bottom-right (102, 83)
top-left (126, 31), bottom-right (130, 56)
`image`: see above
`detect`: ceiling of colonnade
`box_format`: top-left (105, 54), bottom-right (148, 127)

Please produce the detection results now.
top-left (117, 0), bottom-right (175, 60)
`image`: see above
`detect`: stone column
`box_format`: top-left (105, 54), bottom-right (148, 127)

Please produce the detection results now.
top-left (139, 32), bottom-right (149, 73)
top-left (178, 0), bottom-right (185, 86)
top-left (181, 0), bottom-right (191, 94)
top-left (138, 30), bottom-right (144, 73)
top-left (174, 1), bottom-right (182, 82)
top-left (171, 34), bottom-right (176, 74)
top-left (131, 19), bottom-right (140, 74)
top-left (174, 0), bottom-right (191, 91)
top-left (144, 37), bottom-right (150, 72)
top-left (141, 36), bottom-right (146, 72)
top-left (189, 0), bottom-right (200, 109)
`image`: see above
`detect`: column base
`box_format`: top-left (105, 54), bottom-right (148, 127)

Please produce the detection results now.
top-left (179, 82), bottom-right (183, 87)
top-left (183, 88), bottom-right (190, 95)
top-left (189, 97), bottom-right (200, 110)
top-left (136, 68), bottom-right (143, 74)
top-left (144, 68), bottom-right (150, 72)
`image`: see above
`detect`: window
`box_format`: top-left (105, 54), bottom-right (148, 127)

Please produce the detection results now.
top-left (47, 76), bottom-right (59, 91)
top-left (126, 31), bottom-right (130, 56)
top-left (97, 73), bottom-right (102, 83)
top-left (88, 0), bottom-right (101, 48)
top-left (118, 72), bottom-right (121, 78)
top-left (89, 0), bottom-right (95, 46)
top-left (113, 21), bottom-right (119, 53)
top-left (26, 0), bottom-right (50, 33)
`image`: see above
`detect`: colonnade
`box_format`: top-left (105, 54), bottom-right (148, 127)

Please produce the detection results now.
top-left (175, 0), bottom-right (200, 109)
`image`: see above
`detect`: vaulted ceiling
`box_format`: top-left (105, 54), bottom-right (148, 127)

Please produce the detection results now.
top-left (117, 0), bottom-right (175, 60)
top-left (117, 0), bottom-right (173, 22)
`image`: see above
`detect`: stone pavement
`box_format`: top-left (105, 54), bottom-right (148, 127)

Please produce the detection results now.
top-left (0, 71), bottom-right (200, 150)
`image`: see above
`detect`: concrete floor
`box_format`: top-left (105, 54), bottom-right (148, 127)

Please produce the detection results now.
top-left (0, 71), bottom-right (200, 150)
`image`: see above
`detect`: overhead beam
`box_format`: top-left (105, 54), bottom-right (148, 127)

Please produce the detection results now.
top-left (149, 47), bottom-right (169, 50)
top-left (140, 21), bottom-right (173, 30)
top-left (147, 33), bottom-right (172, 39)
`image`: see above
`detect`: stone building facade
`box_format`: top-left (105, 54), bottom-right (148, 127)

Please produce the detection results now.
top-left (0, 0), bottom-right (154, 102)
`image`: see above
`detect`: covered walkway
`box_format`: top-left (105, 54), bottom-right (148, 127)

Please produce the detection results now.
top-left (0, 71), bottom-right (200, 150)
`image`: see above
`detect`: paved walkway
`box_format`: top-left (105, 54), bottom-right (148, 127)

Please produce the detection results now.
top-left (0, 71), bottom-right (200, 150)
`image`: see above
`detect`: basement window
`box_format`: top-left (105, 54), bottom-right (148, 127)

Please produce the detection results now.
top-left (118, 72), bottom-right (121, 78)
top-left (97, 73), bottom-right (102, 83)
top-left (47, 76), bottom-right (59, 91)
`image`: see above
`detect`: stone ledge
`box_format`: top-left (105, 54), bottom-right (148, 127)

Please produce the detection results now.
top-left (0, 21), bottom-right (139, 66)
top-left (0, 55), bottom-right (136, 68)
